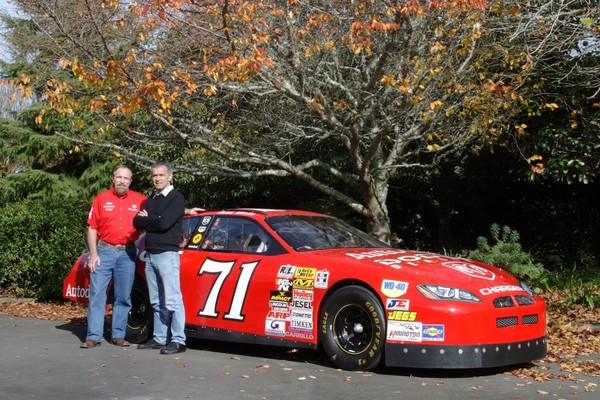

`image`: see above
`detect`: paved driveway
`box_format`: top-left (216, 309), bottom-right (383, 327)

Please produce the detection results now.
top-left (0, 314), bottom-right (597, 400)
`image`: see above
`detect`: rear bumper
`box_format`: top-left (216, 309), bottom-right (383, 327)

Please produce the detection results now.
top-left (385, 336), bottom-right (547, 369)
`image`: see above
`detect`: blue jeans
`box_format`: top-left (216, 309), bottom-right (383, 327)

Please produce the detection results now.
top-left (86, 246), bottom-right (136, 341)
top-left (145, 251), bottom-right (186, 345)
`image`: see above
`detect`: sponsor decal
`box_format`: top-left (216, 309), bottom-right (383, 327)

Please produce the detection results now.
top-left (387, 310), bottom-right (418, 321)
top-left (348, 250), bottom-right (455, 269)
top-left (422, 324), bottom-right (445, 341)
top-left (386, 298), bottom-right (410, 310)
top-left (269, 300), bottom-right (290, 310)
top-left (277, 264), bottom-right (296, 279)
top-left (291, 299), bottom-right (313, 309)
top-left (293, 278), bottom-right (314, 290)
top-left (479, 285), bottom-right (524, 296)
top-left (293, 289), bottom-right (314, 301)
top-left (442, 261), bottom-right (495, 280)
top-left (286, 331), bottom-right (314, 340)
top-left (192, 234), bottom-right (203, 244)
top-left (387, 321), bottom-right (422, 342)
top-left (290, 319), bottom-right (313, 331)
top-left (291, 309), bottom-right (313, 321)
top-left (201, 216), bottom-right (212, 225)
top-left (314, 269), bottom-right (330, 289)
top-left (270, 290), bottom-right (292, 302)
top-left (294, 267), bottom-right (317, 279)
top-left (267, 310), bottom-right (291, 320)
top-left (346, 249), bottom-right (407, 260)
top-left (197, 226), bottom-right (207, 233)
top-left (381, 280), bottom-right (409, 297)
top-left (265, 319), bottom-right (286, 336)
top-left (277, 278), bottom-right (293, 291)
top-left (64, 284), bottom-right (89, 299)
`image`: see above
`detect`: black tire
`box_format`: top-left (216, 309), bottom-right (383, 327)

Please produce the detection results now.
top-left (126, 276), bottom-right (152, 344)
top-left (319, 286), bottom-right (385, 371)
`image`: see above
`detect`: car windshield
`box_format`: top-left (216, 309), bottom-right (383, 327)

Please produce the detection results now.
top-left (265, 215), bottom-right (388, 251)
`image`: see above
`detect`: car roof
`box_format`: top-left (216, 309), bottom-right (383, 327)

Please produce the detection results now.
top-left (185, 208), bottom-right (330, 218)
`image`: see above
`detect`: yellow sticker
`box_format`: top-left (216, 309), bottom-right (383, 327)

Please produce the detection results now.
top-left (192, 234), bottom-right (203, 244)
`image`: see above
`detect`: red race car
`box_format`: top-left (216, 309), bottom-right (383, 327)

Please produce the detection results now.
top-left (63, 209), bottom-right (547, 371)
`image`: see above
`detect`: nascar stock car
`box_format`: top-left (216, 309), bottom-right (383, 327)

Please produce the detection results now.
top-left (63, 209), bottom-right (547, 371)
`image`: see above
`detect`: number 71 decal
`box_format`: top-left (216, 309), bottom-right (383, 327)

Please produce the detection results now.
top-left (197, 259), bottom-right (259, 321)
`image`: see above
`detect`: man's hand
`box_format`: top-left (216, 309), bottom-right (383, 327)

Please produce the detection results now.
top-left (87, 254), bottom-right (100, 273)
top-left (137, 209), bottom-right (148, 217)
top-left (185, 207), bottom-right (205, 214)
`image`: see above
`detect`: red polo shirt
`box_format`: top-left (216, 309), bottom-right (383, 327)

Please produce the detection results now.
top-left (87, 187), bottom-right (147, 245)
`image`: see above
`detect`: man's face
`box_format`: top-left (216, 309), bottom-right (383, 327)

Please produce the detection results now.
top-left (151, 165), bottom-right (172, 192)
top-left (113, 168), bottom-right (133, 196)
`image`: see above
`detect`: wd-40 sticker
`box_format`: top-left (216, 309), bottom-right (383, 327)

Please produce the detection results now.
top-left (386, 298), bottom-right (410, 310)
top-left (442, 261), bottom-right (495, 280)
top-left (422, 324), bottom-right (445, 341)
top-left (387, 321), bottom-right (422, 342)
top-left (381, 280), bottom-right (409, 297)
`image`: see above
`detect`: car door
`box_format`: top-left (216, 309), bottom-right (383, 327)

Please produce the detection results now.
top-left (179, 214), bottom-right (288, 338)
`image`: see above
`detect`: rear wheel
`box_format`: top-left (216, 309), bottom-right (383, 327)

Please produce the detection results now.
top-left (126, 277), bottom-right (152, 344)
top-left (319, 286), bottom-right (385, 371)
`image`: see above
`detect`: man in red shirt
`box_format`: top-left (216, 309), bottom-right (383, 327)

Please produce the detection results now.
top-left (80, 165), bottom-right (147, 348)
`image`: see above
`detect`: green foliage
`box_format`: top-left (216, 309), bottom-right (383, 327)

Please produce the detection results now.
top-left (0, 196), bottom-right (88, 300)
top-left (543, 264), bottom-right (600, 309)
top-left (465, 224), bottom-right (547, 283)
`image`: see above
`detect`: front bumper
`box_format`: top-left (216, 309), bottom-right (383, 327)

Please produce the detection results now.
top-left (385, 336), bottom-right (547, 369)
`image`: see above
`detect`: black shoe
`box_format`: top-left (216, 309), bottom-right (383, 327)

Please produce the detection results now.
top-left (160, 341), bottom-right (186, 354)
top-left (137, 339), bottom-right (166, 350)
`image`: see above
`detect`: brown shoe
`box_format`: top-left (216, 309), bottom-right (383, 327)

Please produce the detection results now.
top-left (111, 338), bottom-right (130, 347)
top-left (80, 339), bottom-right (101, 348)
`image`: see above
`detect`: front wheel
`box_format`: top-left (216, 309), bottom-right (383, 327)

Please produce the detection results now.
top-left (319, 286), bottom-right (386, 371)
top-left (126, 276), bottom-right (152, 344)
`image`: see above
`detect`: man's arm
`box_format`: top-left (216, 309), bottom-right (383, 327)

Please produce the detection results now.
top-left (145, 192), bottom-right (185, 232)
top-left (133, 204), bottom-right (153, 230)
top-left (86, 227), bottom-right (100, 273)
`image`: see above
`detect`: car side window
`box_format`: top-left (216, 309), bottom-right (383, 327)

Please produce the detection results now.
top-left (179, 217), bottom-right (201, 248)
top-left (201, 217), bottom-right (271, 254)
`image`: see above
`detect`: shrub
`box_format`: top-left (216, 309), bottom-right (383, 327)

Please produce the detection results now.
top-left (465, 224), bottom-right (547, 284)
top-left (0, 196), bottom-right (88, 300)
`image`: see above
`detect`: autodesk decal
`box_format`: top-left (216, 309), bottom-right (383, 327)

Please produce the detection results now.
top-left (64, 284), bottom-right (89, 299)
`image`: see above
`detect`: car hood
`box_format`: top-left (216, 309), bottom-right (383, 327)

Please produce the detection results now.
top-left (303, 247), bottom-right (525, 292)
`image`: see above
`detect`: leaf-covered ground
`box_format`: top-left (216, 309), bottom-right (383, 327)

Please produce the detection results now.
top-left (1, 289), bottom-right (598, 384)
